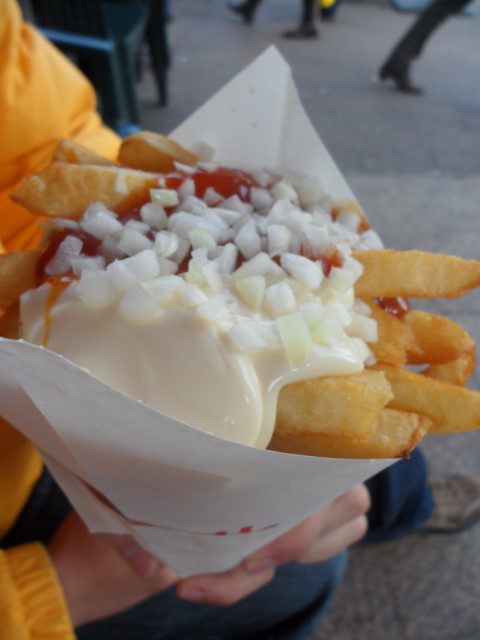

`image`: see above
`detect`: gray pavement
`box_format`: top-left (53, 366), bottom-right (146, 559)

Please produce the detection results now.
top-left (137, 1), bottom-right (480, 638)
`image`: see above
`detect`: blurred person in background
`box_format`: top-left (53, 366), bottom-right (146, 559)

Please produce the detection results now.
top-left (228, 0), bottom-right (341, 38)
top-left (379, 0), bottom-right (471, 93)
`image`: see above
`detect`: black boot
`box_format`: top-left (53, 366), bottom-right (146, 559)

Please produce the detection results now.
top-left (379, 59), bottom-right (423, 94)
top-left (228, 1), bottom-right (259, 24)
top-left (282, 21), bottom-right (318, 39)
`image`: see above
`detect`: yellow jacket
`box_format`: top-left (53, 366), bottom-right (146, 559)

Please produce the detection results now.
top-left (0, 1), bottom-right (119, 637)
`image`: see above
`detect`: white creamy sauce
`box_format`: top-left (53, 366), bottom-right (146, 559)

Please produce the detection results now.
top-left (21, 285), bottom-right (363, 448)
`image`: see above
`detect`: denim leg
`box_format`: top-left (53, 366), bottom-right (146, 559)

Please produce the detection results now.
top-left (77, 553), bottom-right (347, 640)
top-left (365, 447), bottom-right (434, 543)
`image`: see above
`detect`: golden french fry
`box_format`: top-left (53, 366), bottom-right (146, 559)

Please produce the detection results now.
top-left (270, 409), bottom-right (431, 459)
top-left (403, 310), bottom-right (475, 365)
top-left (10, 163), bottom-right (160, 219)
top-left (331, 200), bottom-right (370, 233)
top-left (423, 351), bottom-right (475, 387)
top-left (366, 301), bottom-right (418, 367)
top-left (54, 139), bottom-right (115, 166)
top-left (354, 250), bottom-right (480, 299)
top-left (0, 303), bottom-right (20, 339)
top-left (0, 252), bottom-right (39, 307)
top-left (375, 364), bottom-right (480, 435)
top-left (276, 370), bottom-right (393, 440)
top-left (119, 132), bottom-right (198, 172)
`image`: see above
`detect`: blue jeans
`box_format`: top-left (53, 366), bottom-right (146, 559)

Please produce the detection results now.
top-left (3, 449), bottom-right (433, 639)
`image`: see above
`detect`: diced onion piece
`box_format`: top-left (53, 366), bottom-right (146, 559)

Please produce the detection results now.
top-left (45, 235), bottom-right (83, 276)
top-left (235, 276), bottom-right (266, 311)
top-left (189, 228), bottom-right (216, 250)
top-left (305, 226), bottom-right (330, 257)
top-left (174, 161), bottom-right (196, 174)
top-left (250, 187), bottom-right (273, 211)
top-left (280, 253), bottom-right (323, 290)
top-left (212, 207), bottom-right (243, 225)
top-left (107, 250), bottom-right (160, 290)
top-left (159, 258), bottom-right (178, 276)
top-left (233, 252), bottom-right (282, 280)
top-left (171, 237), bottom-right (190, 264)
top-left (342, 257), bottom-right (364, 279)
top-left (125, 219), bottom-right (150, 234)
top-left (150, 188), bottom-right (179, 207)
top-left (353, 299), bottom-right (372, 316)
top-left (118, 287), bottom-right (162, 324)
top-left (277, 312), bottom-right (312, 365)
top-left (179, 195), bottom-right (207, 215)
top-left (118, 227), bottom-right (152, 256)
top-left (265, 281), bottom-right (297, 317)
top-left (142, 275), bottom-right (184, 303)
top-left (358, 229), bottom-right (383, 250)
top-left (204, 187), bottom-right (223, 206)
top-left (296, 176), bottom-right (324, 208)
top-left (229, 321), bottom-right (279, 353)
top-left (337, 210), bottom-right (361, 232)
top-left (98, 235), bottom-right (126, 261)
top-left (191, 140), bottom-right (215, 161)
top-left (80, 203), bottom-right (123, 240)
top-left (300, 301), bottom-right (324, 328)
top-left (253, 171), bottom-right (272, 188)
top-left (222, 195), bottom-right (252, 215)
top-left (347, 313), bottom-right (378, 343)
top-left (327, 267), bottom-right (358, 294)
top-left (185, 259), bottom-right (206, 285)
top-left (140, 203), bottom-right (167, 229)
top-left (71, 255), bottom-right (106, 276)
top-left (77, 269), bottom-right (119, 308)
top-left (203, 262), bottom-right (223, 293)
top-left (267, 225), bottom-right (291, 257)
top-left (267, 198), bottom-right (291, 224)
top-left (350, 337), bottom-right (375, 364)
top-left (215, 243), bottom-right (238, 274)
top-left (178, 178), bottom-right (195, 199)
top-left (54, 219), bottom-right (80, 231)
top-left (197, 296), bottom-right (231, 326)
top-left (197, 161), bottom-right (218, 173)
top-left (324, 302), bottom-right (351, 327)
top-left (270, 180), bottom-right (299, 205)
top-left (310, 317), bottom-right (334, 345)
top-left (154, 231), bottom-right (179, 258)
top-left (181, 283), bottom-right (208, 307)
top-left (235, 220), bottom-right (262, 259)
top-left (310, 209), bottom-right (331, 226)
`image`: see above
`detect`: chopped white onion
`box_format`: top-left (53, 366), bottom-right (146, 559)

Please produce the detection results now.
top-left (204, 187), bottom-right (223, 206)
top-left (158, 258), bottom-right (178, 276)
top-left (270, 180), bottom-right (299, 205)
top-left (222, 195), bottom-right (252, 215)
top-left (277, 312), bottom-right (312, 365)
top-left (327, 267), bottom-right (358, 295)
top-left (80, 204), bottom-right (123, 240)
top-left (154, 231), bottom-right (179, 258)
top-left (266, 198), bottom-right (292, 224)
top-left (107, 249), bottom-right (160, 290)
top-left (353, 299), bottom-right (372, 316)
top-left (77, 269), bottom-right (119, 308)
top-left (173, 161), bottom-right (197, 174)
top-left (170, 237), bottom-right (190, 264)
top-left (305, 226), bottom-right (330, 257)
top-left (45, 235), bottom-right (83, 276)
top-left (125, 219), bottom-right (150, 234)
top-left (214, 243), bottom-right (238, 274)
top-left (118, 227), bottom-right (152, 256)
top-left (203, 262), bottom-right (223, 293)
top-left (358, 229), bottom-right (383, 250)
top-left (191, 140), bottom-right (215, 161)
top-left (250, 187), bottom-right (273, 211)
top-left (235, 276), bottom-right (266, 311)
top-left (267, 224), bottom-right (291, 257)
top-left (178, 179), bottom-right (196, 200)
top-left (232, 252), bottom-right (282, 280)
top-left (296, 176), bottom-right (324, 208)
top-left (140, 203), bottom-right (167, 229)
top-left (235, 220), bottom-right (262, 259)
top-left (71, 255), bottom-right (106, 276)
top-left (347, 313), bottom-right (378, 343)
top-left (150, 188), bottom-right (179, 208)
top-left (323, 302), bottom-right (351, 327)
top-left (265, 281), bottom-right (297, 317)
top-left (118, 287), bottom-right (163, 324)
top-left (280, 253), bottom-right (323, 290)
top-left (98, 235), bottom-right (126, 261)
top-left (189, 228), bottom-right (216, 250)
top-left (310, 317), bottom-right (335, 345)
top-left (337, 210), bottom-right (361, 232)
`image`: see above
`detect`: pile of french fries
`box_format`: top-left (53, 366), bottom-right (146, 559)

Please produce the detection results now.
top-left (2, 134), bottom-right (480, 459)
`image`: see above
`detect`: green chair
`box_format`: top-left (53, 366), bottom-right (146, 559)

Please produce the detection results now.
top-left (30, 0), bottom-right (150, 135)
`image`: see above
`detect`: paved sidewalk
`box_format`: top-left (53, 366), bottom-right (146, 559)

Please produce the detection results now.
top-left (137, 1), bottom-right (480, 638)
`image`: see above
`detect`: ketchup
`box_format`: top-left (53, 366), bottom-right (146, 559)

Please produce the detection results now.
top-left (37, 230), bottom-right (101, 284)
top-left (375, 297), bottom-right (411, 318)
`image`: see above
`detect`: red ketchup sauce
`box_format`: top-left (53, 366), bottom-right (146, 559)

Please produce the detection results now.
top-left (375, 296), bottom-right (411, 318)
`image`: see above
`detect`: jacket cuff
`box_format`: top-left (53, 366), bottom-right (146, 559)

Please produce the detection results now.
top-left (3, 543), bottom-right (75, 639)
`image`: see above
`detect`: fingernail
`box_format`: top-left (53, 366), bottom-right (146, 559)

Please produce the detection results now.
top-left (179, 587), bottom-right (205, 603)
top-left (123, 546), bottom-right (159, 578)
top-left (244, 556), bottom-right (276, 575)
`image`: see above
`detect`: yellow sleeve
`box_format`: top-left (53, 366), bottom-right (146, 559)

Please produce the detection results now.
top-left (0, 544), bottom-right (74, 640)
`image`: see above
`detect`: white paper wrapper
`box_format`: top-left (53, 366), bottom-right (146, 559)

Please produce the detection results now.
top-left (0, 47), bottom-right (394, 577)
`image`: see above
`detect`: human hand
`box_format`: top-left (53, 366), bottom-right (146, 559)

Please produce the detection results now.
top-left (176, 484), bottom-right (370, 606)
top-left (48, 512), bottom-right (178, 627)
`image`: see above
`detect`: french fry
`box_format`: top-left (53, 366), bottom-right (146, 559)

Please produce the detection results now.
top-left (10, 164), bottom-right (160, 219)
top-left (366, 301), bottom-right (418, 367)
top-left (270, 409), bottom-right (431, 459)
top-left (119, 132), bottom-right (198, 172)
top-left (331, 200), bottom-right (370, 233)
top-left (354, 250), bottom-right (480, 299)
top-left (276, 370), bottom-right (393, 440)
top-left (403, 310), bottom-right (475, 365)
top-left (375, 364), bottom-right (480, 435)
top-left (423, 351), bottom-right (475, 387)
top-left (0, 303), bottom-right (20, 339)
top-left (54, 139), bottom-right (115, 166)
top-left (0, 252), bottom-right (39, 307)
